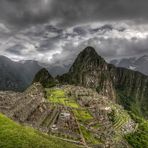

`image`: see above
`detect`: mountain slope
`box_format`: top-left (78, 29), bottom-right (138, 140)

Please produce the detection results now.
top-left (0, 56), bottom-right (42, 91)
top-left (59, 47), bottom-right (148, 118)
top-left (108, 65), bottom-right (148, 117)
top-left (33, 68), bottom-right (56, 87)
top-left (110, 55), bottom-right (148, 76)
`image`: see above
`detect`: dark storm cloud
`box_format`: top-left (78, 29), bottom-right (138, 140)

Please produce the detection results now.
top-left (73, 27), bottom-right (87, 36)
top-left (0, 0), bottom-right (53, 29)
top-left (1, 0), bottom-right (148, 70)
top-left (51, 0), bottom-right (148, 26)
top-left (1, 0), bottom-right (148, 29)
top-left (38, 38), bottom-right (60, 52)
top-left (6, 44), bottom-right (24, 55)
top-left (86, 37), bottom-right (148, 58)
top-left (89, 25), bottom-right (113, 34)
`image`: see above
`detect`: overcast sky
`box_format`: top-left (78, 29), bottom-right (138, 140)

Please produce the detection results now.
top-left (0, 0), bottom-right (148, 67)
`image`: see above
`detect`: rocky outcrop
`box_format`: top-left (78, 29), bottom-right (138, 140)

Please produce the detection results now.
top-left (33, 68), bottom-right (56, 88)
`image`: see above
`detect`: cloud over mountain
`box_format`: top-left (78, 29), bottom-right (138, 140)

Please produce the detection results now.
top-left (0, 0), bottom-right (148, 69)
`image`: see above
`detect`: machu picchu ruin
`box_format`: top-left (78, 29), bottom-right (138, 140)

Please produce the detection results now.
top-left (0, 83), bottom-right (137, 148)
top-left (0, 47), bottom-right (148, 148)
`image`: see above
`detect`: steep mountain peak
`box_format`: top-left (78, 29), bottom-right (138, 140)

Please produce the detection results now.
top-left (69, 47), bottom-right (106, 73)
top-left (78, 46), bottom-right (104, 62)
top-left (81, 46), bottom-right (96, 54)
top-left (33, 68), bottom-right (56, 87)
top-left (59, 47), bottom-right (116, 100)
top-left (34, 68), bottom-right (50, 77)
top-left (59, 47), bottom-right (148, 118)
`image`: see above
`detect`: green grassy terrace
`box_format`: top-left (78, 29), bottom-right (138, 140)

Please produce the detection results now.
top-left (46, 88), bottom-right (101, 145)
top-left (46, 88), bottom-right (79, 108)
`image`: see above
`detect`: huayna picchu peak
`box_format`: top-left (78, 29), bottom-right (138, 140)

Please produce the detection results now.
top-left (59, 47), bottom-right (148, 119)
top-left (77, 46), bottom-right (104, 61)
top-left (58, 47), bottom-right (116, 101)
top-left (0, 47), bottom-right (148, 148)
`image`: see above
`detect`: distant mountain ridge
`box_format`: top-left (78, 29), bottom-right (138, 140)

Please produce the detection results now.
top-left (110, 55), bottom-right (148, 76)
top-left (0, 56), bottom-right (42, 91)
top-left (1, 53), bottom-right (148, 92)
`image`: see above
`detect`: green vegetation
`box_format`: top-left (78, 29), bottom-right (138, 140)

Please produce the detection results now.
top-left (0, 113), bottom-right (79, 148)
top-left (116, 89), bottom-right (142, 117)
top-left (125, 113), bottom-right (148, 148)
top-left (46, 87), bottom-right (99, 145)
top-left (47, 88), bottom-right (93, 122)
top-left (33, 68), bottom-right (56, 88)
top-left (46, 88), bottom-right (79, 108)
top-left (111, 110), bottom-right (129, 130)
top-left (73, 109), bottom-right (93, 122)
top-left (92, 123), bottom-right (101, 129)
top-left (80, 125), bottom-right (100, 144)
top-left (108, 103), bottom-right (130, 130)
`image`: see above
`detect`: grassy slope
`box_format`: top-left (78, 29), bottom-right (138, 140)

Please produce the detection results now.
top-left (0, 113), bottom-right (79, 148)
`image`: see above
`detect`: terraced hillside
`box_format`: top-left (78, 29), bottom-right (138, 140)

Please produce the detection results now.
top-left (63, 85), bottom-right (137, 146)
top-left (46, 87), bottom-right (98, 147)
top-left (0, 83), bottom-right (81, 148)
top-left (45, 85), bottom-right (137, 147)
top-left (0, 83), bottom-right (137, 148)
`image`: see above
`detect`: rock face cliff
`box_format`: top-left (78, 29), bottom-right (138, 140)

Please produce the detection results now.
top-left (109, 65), bottom-right (148, 118)
top-left (59, 47), bottom-right (148, 118)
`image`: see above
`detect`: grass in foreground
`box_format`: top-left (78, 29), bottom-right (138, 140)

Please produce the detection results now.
top-left (0, 113), bottom-right (79, 148)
